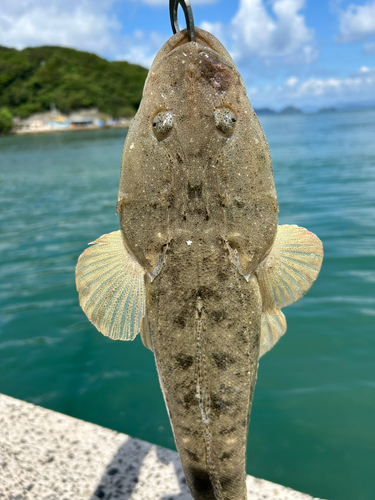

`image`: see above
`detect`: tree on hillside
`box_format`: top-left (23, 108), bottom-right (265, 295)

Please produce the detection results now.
top-left (0, 107), bottom-right (13, 133)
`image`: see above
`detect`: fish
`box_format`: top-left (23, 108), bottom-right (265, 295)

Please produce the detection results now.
top-left (75, 27), bottom-right (323, 500)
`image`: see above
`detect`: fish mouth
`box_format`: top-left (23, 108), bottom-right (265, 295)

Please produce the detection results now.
top-left (148, 27), bottom-right (234, 76)
top-left (164, 27), bottom-right (230, 60)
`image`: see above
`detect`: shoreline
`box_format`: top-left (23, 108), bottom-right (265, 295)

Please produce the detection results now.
top-left (10, 123), bottom-right (131, 137)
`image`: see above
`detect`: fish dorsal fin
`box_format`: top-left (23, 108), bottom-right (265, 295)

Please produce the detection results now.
top-left (75, 231), bottom-right (145, 341)
top-left (256, 225), bottom-right (323, 357)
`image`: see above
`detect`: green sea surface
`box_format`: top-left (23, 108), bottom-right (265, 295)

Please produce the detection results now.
top-left (0, 111), bottom-right (374, 500)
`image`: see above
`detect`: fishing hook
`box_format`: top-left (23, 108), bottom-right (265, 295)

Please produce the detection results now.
top-left (169, 0), bottom-right (196, 43)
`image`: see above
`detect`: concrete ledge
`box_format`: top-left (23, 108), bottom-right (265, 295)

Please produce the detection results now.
top-left (0, 393), bottom-right (324, 500)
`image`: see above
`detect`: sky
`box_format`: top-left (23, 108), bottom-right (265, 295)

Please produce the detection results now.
top-left (1, 0), bottom-right (375, 110)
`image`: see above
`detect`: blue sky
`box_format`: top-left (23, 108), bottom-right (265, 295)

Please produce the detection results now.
top-left (1, 0), bottom-right (375, 110)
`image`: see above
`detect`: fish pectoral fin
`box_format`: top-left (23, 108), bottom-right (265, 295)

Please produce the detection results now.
top-left (255, 224), bottom-right (323, 310)
top-left (256, 224), bottom-right (323, 357)
top-left (75, 230), bottom-right (146, 342)
top-left (260, 309), bottom-right (286, 357)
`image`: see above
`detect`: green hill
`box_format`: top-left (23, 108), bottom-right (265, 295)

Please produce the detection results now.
top-left (0, 45), bottom-right (148, 119)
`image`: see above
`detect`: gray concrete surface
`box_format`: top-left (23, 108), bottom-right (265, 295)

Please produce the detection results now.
top-left (0, 393), bottom-right (325, 500)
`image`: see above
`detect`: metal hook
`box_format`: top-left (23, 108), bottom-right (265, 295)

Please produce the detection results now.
top-left (169, 0), bottom-right (196, 43)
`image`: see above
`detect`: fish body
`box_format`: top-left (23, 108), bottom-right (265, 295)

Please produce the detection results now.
top-left (147, 243), bottom-right (261, 499)
top-left (76, 28), bottom-right (323, 500)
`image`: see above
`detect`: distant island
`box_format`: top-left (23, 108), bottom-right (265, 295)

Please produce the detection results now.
top-left (253, 104), bottom-right (375, 115)
top-left (252, 107), bottom-right (276, 115)
top-left (255, 105), bottom-right (322, 115)
top-left (317, 107), bottom-right (337, 113)
top-left (254, 106), bottom-right (303, 115)
top-left (0, 45), bottom-right (148, 133)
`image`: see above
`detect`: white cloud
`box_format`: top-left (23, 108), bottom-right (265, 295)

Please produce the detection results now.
top-left (230, 0), bottom-right (318, 64)
top-left (286, 76), bottom-right (299, 87)
top-left (115, 30), bottom-right (166, 67)
top-left (249, 66), bottom-right (375, 109)
top-left (199, 21), bottom-right (227, 48)
top-left (0, 0), bottom-right (121, 55)
top-left (200, 21), bottom-right (225, 41)
top-left (297, 77), bottom-right (345, 96)
top-left (334, 1), bottom-right (375, 43)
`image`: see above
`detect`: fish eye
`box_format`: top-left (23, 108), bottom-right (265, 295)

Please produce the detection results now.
top-left (214, 107), bottom-right (237, 136)
top-left (151, 111), bottom-right (173, 140)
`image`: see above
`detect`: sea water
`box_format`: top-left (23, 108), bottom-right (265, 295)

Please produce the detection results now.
top-left (0, 111), bottom-right (374, 500)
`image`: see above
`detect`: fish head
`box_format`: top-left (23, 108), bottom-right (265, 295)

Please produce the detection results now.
top-left (118, 28), bottom-right (278, 275)
top-left (137, 28), bottom-right (247, 157)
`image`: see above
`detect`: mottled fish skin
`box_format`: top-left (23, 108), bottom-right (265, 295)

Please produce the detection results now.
top-left (117, 28), bottom-right (278, 499)
top-left (148, 244), bottom-right (261, 500)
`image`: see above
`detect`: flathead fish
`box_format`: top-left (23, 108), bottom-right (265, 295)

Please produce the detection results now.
top-left (76, 28), bottom-right (323, 500)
